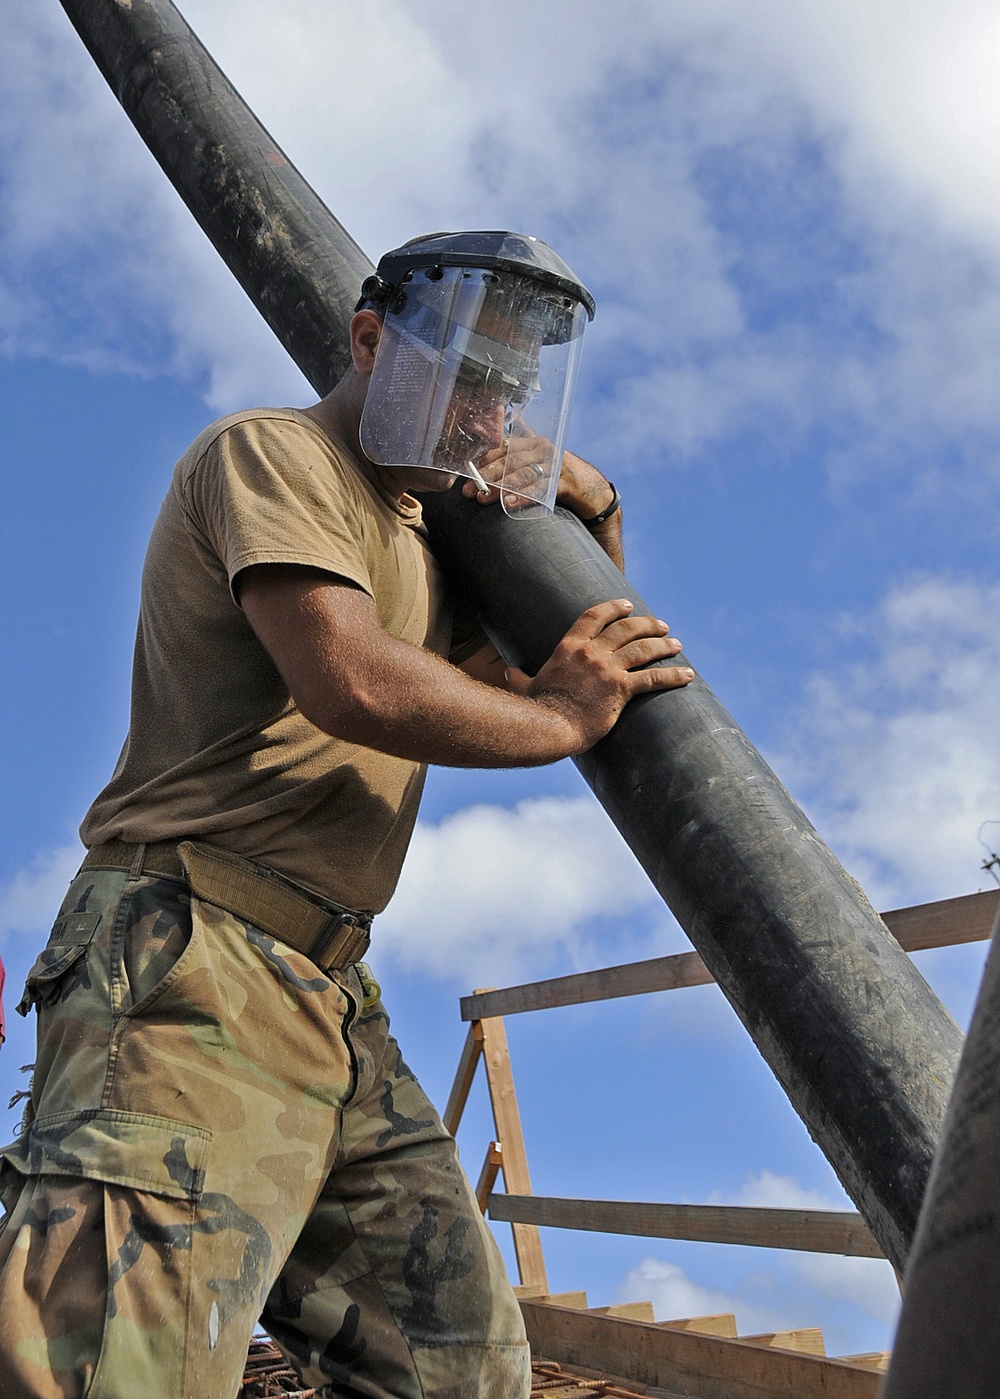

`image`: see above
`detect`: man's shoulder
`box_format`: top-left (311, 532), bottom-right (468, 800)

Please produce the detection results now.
top-left (182, 407), bottom-right (332, 466)
top-left (175, 407), bottom-right (364, 494)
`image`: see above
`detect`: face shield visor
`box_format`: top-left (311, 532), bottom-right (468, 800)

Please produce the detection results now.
top-left (358, 265), bottom-right (588, 516)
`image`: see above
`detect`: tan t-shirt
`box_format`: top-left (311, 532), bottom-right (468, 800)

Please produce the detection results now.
top-left (81, 408), bottom-right (459, 913)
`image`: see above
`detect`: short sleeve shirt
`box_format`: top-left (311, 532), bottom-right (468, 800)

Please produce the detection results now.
top-left (81, 408), bottom-right (454, 912)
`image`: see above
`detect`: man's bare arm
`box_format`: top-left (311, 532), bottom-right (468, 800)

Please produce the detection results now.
top-left (238, 565), bottom-right (692, 768)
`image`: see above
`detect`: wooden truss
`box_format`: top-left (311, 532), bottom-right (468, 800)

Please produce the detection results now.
top-left (440, 888), bottom-right (999, 1399)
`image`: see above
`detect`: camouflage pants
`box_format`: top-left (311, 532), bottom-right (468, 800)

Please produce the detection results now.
top-left (0, 866), bottom-right (529, 1399)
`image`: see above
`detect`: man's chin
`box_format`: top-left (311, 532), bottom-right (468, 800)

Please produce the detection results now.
top-left (402, 467), bottom-right (459, 495)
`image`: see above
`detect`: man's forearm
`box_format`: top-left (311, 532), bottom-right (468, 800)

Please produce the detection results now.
top-left (240, 569), bottom-right (690, 769)
top-left (555, 455), bottom-right (623, 568)
top-left (323, 637), bottom-right (585, 766)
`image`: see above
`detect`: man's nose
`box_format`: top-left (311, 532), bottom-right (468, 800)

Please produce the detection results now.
top-left (466, 400), bottom-right (506, 447)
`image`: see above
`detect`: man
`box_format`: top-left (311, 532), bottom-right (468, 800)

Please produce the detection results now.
top-left (0, 232), bottom-right (693, 1399)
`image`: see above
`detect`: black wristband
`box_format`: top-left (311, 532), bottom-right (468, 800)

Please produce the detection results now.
top-left (581, 482), bottom-right (621, 528)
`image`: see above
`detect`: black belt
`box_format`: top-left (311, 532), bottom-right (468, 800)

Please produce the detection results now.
top-left (82, 839), bottom-right (372, 975)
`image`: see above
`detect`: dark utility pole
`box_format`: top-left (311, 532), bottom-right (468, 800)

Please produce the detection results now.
top-left (57, 0), bottom-right (963, 1273)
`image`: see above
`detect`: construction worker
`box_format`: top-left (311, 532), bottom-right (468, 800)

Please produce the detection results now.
top-left (0, 232), bottom-right (693, 1399)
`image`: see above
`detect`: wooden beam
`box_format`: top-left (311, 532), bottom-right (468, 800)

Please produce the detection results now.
top-left (840, 1353), bottom-right (891, 1372)
top-left (478, 1007), bottom-right (548, 1292)
top-left (741, 1329), bottom-right (826, 1356)
top-left (475, 1141), bottom-right (503, 1214)
top-left (883, 889), bottom-right (999, 952)
top-left (519, 1302), bottom-right (882, 1399)
top-left (588, 1301), bottom-right (655, 1322)
top-left (545, 1292), bottom-right (588, 1309)
top-left (460, 890), bottom-right (1000, 1021)
top-left (487, 1195), bottom-right (883, 1257)
top-left (660, 1313), bottom-right (738, 1337)
top-left (442, 1020), bottom-right (484, 1136)
top-left (461, 949), bottom-right (713, 1020)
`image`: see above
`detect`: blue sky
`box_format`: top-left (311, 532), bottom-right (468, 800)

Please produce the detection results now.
top-left (3, 0), bottom-right (1000, 1359)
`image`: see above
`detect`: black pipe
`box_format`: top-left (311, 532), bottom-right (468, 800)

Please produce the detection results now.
top-left (57, 0), bottom-right (964, 1273)
top-left (421, 495), bottom-right (962, 1272)
top-left (58, 0), bottom-right (371, 394)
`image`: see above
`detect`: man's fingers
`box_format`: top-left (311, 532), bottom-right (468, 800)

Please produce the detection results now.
top-left (610, 634), bottom-right (684, 671)
top-left (503, 665), bottom-right (532, 695)
top-left (461, 477), bottom-right (501, 505)
top-left (567, 598), bottom-right (636, 638)
top-left (593, 614), bottom-right (674, 651)
top-left (627, 662), bottom-right (695, 693)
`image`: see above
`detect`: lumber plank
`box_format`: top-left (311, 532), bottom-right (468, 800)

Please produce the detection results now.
top-left (659, 1313), bottom-right (738, 1337)
top-left (442, 1020), bottom-right (484, 1135)
top-left (520, 1302), bottom-right (882, 1399)
top-left (839, 1352), bottom-right (891, 1371)
top-left (514, 1287), bottom-right (589, 1308)
top-left (479, 1009), bottom-right (548, 1291)
top-left (475, 1141), bottom-right (503, 1214)
top-left (588, 1301), bottom-right (655, 1322)
top-left (741, 1329), bottom-right (826, 1356)
top-left (487, 1195), bottom-right (883, 1257)
top-left (883, 889), bottom-right (999, 951)
top-left (461, 950), bottom-right (713, 1020)
top-left (459, 890), bottom-right (1000, 1020)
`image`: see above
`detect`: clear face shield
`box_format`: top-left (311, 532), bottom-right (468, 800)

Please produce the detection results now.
top-left (358, 265), bottom-right (588, 516)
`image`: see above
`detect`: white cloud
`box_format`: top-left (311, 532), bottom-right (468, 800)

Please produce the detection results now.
top-left (5, 0), bottom-right (1000, 481)
top-left (716, 1171), bottom-right (900, 1326)
top-left (801, 0), bottom-right (1000, 243)
top-left (0, 845), bottom-right (83, 944)
top-left (376, 795), bottom-right (668, 982)
top-left (616, 1169), bottom-right (899, 1341)
top-left (182, 0), bottom-right (480, 257)
top-left (616, 1256), bottom-right (781, 1334)
top-left (795, 1253), bottom-right (900, 1328)
top-left (0, 2), bottom-right (309, 406)
top-left (777, 575), bottom-right (1000, 908)
top-left (720, 1170), bottom-right (844, 1212)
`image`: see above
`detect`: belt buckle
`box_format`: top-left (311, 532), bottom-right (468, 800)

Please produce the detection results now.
top-left (309, 911), bottom-right (370, 973)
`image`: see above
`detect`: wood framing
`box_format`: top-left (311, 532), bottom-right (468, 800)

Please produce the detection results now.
top-left (487, 1195), bottom-right (883, 1257)
top-left (660, 1313), bottom-right (738, 1337)
top-left (741, 1329), bottom-right (825, 1356)
top-left (520, 1302), bottom-right (882, 1399)
top-left (882, 888), bottom-right (999, 951)
top-left (475, 1141), bottom-right (503, 1213)
top-left (461, 949), bottom-right (713, 1020)
top-left (442, 1019), bottom-right (484, 1136)
top-left (478, 1008), bottom-right (549, 1292)
top-left (461, 889), bottom-right (999, 1021)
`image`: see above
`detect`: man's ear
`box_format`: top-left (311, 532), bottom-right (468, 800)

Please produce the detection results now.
top-left (350, 310), bottom-right (383, 375)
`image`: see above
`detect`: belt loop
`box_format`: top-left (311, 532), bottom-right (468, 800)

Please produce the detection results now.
top-left (129, 843), bottom-right (147, 880)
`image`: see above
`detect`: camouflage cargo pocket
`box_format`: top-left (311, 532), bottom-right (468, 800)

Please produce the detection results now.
top-left (16, 911), bottom-right (102, 1015)
top-left (2, 1109), bottom-right (210, 1199)
top-left (0, 1113), bottom-right (212, 1397)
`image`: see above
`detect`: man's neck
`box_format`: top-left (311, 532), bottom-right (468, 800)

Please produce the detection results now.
top-left (304, 384), bottom-right (419, 504)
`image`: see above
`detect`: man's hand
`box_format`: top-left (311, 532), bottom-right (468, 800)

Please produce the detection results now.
top-left (505, 599), bottom-right (692, 751)
top-left (461, 441), bottom-right (624, 567)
